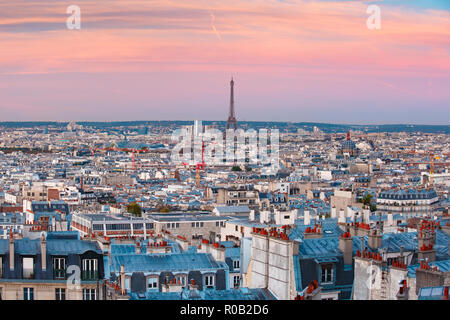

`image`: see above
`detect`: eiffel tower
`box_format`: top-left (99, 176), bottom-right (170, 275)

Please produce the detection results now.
top-left (226, 77), bottom-right (237, 130)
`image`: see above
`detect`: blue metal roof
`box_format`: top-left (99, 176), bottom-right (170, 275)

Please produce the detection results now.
top-left (289, 218), bottom-right (344, 241)
top-left (109, 253), bottom-right (225, 274)
top-left (225, 247), bottom-right (241, 258)
top-left (128, 288), bottom-right (275, 300)
top-left (0, 237), bottom-right (101, 255)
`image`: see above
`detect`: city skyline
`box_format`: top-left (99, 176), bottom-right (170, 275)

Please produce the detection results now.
top-left (0, 0), bottom-right (449, 124)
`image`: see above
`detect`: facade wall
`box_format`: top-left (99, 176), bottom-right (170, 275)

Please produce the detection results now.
top-left (0, 282), bottom-right (101, 300)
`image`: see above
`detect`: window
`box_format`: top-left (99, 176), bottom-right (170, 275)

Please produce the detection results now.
top-left (53, 258), bottom-right (66, 279)
top-left (0, 257), bottom-right (2, 278)
top-left (23, 257), bottom-right (34, 279)
top-left (23, 288), bottom-right (34, 300)
top-left (204, 275), bottom-right (215, 288)
top-left (82, 259), bottom-right (98, 280)
top-left (83, 289), bottom-right (96, 300)
top-left (55, 288), bottom-right (66, 300)
top-left (147, 277), bottom-right (158, 290)
top-left (233, 275), bottom-right (240, 288)
top-left (321, 264), bottom-right (334, 284)
top-left (233, 260), bottom-right (240, 269)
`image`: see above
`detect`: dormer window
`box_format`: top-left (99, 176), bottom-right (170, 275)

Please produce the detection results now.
top-left (204, 275), bottom-right (215, 289)
top-left (175, 274), bottom-right (187, 286)
top-left (82, 259), bottom-right (98, 280)
top-left (147, 277), bottom-right (158, 291)
top-left (53, 257), bottom-right (66, 279)
top-left (23, 257), bottom-right (34, 279)
top-left (320, 264), bottom-right (334, 284)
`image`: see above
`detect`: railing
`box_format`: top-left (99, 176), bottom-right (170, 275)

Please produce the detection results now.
top-left (54, 269), bottom-right (66, 280)
top-left (81, 270), bottom-right (99, 281)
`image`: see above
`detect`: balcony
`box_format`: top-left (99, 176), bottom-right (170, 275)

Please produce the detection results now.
top-left (81, 270), bottom-right (99, 281)
top-left (54, 269), bottom-right (66, 280)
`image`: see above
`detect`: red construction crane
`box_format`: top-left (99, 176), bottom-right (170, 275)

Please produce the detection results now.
top-left (195, 141), bottom-right (206, 186)
top-left (90, 147), bottom-right (149, 172)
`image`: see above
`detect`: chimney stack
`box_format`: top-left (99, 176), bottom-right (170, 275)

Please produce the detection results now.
top-left (304, 210), bottom-right (310, 226)
top-left (418, 229), bottom-right (436, 262)
top-left (41, 233), bottom-right (47, 271)
top-left (396, 280), bottom-right (409, 300)
top-left (339, 231), bottom-right (353, 265)
top-left (135, 242), bottom-right (141, 254)
top-left (331, 207), bottom-right (336, 218)
top-left (387, 213), bottom-right (394, 226)
top-left (338, 209), bottom-right (345, 224)
top-left (249, 210), bottom-right (255, 221)
top-left (9, 229), bottom-right (14, 271)
top-left (368, 228), bottom-right (382, 250)
top-left (120, 265), bottom-right (125, 295)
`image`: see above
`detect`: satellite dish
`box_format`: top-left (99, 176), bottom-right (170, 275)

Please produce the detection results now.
top-left (40, 231), bottom-right (47, 239)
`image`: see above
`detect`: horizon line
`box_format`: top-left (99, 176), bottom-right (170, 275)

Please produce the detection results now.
top-left (0, 120), bottom-right (449, 127)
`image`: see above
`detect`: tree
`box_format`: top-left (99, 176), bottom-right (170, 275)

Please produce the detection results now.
top-left (127, 202), bottom-right (142, 217)
top-left (362, 193), bottom-right (373, 206)
top-left (231, 166), bottom-right (242, 172)
top-left (159, 206), bottom-right (170, 213)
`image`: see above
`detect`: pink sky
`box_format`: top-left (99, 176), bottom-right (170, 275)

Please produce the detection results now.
top-left (0, 0), bottom-right (449, 123)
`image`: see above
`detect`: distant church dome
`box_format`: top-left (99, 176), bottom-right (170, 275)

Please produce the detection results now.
top-left (340, 130), bottom-right (358, 156)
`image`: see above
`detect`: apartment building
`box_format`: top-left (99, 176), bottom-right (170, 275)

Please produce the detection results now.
top-left (377, 188), bottom-right (440, 214)
top-left (0, 231), bottom-right (104, 300)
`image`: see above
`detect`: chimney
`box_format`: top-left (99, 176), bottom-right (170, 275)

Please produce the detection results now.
top-left (387, 213), bottom-right (394, 226)
top-left (135, 242), bottom-right (141, 254)
top-left (304, 210), bottom-right (310, 226)
top-left (331, 207), bottom-right (336, 218)
top-left (260, 211), bottom-right (270, 224)
top-left (41, 233), bottom-right (47, 271)
top-left (418, 228), bottom-right (436, 262)
top-left (360, 236), bottom-right (364, 254)
top-left (189, 279), bottom-right (198, 291)
top-left (120, 265), bottom-right (125, 295)
top-left (347, 206), bottom-right (355, 221)
top-left (9, 229), bottom-right (14, 271)
top-left (396, 280), bottom-right (409, 300)
top-left (249, 210), bottom-right (255, 221)
top-left (363, 209), bottom-right (370, 223)
top-left (367, 229), bottom-right (382, 250)
top-left (338, 209), bottom-right (345, 224)
top-left (339, 231), bottom-right (353, 265)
